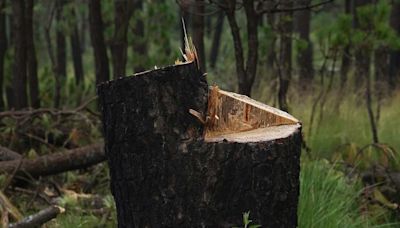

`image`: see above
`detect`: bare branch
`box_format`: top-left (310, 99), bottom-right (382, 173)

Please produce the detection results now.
top-left (256, 0), bottom-right (334, 15)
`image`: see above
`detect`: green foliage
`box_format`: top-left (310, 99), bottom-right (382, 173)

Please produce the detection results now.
top-left (298, 159), bottom-right (396, 228)
top-left (232, 211), bottom-right (261, 228)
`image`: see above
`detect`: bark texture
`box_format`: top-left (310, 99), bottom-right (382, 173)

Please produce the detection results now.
top-left (0, 0), bottom-right (7, 110)
top-left (89, 0), bottom-right (109, 85)
top-left (98, 62), bottom-right (301, 227)
top-left (70, 7), bottom-right (84, 85)
top-left (26, 0), bottom-right (40, 108)
top-left (389, 1), bottom-right (400, 90)
top-left (296, 0), bottom-right (314, 89)
top-left (12, 0), bottom-right (28, 109)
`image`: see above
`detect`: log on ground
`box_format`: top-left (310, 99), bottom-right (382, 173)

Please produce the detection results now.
top-left (0, 143), bottom-right (105, 177)
top-left (98, 61), bottom-right (301, 228)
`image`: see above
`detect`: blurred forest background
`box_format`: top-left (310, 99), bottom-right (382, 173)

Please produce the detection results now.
top-left (0, 0), bottom-right (400, 227)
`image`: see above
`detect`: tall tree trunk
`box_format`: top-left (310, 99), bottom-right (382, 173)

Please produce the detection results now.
top-left (54, 0), bottom-right (66, 108)
top-left (389, 1), bottom-right (400, 90)
top-left (224, 0), bottom-right (258, 97)
top-left (11, 0), bottom-right (28, 109)
top-left (296, 0), bottom-right (314, 90)
top-left (132, 0), bottom-right (146, 73)
top-left (209, 11), bottom-right (224, 69)
top-left (241, 0), bottom-right (258, 96)
top-left (0, 0), bottom-right (7, 110)
top-left (353, 0), bottom-right (371, 89)
top-left (70, 7), bottom-right (84, 85)
top-left (266, 13), bottom-right (276, 70)
top-left (26, 0), bottom-right (40, 108)
top-left (192, 0), bottom-right (206, 71)
top-left (88, 0), bottom-right (109, 85)
top-left (278, 0), bottom-right (293, 112)
top-left (111, 0), bottom-right (133, 78)
top-left (340, 0), bottom-right (352, 88)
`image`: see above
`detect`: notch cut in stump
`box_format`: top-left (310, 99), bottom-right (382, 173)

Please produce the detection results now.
top-left (98, 62), bottom-right (301, 228)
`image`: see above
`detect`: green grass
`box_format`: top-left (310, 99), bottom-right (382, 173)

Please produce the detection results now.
top-left (298, 159), bottom-right (398, 228)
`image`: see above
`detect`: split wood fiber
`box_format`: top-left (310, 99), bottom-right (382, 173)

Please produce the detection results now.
top-left (98, 61), bottom-right (301, 228)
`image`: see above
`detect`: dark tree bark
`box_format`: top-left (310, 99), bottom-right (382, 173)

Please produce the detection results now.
top-left (11, 0), bottom-right (28, 109)
top-left (209, 11), bottom-right (224, 69)
top-left (0, 0), bottom-right (7, 110)
top-left (266, 12), bottom-right (276, 70)
top-left (389, 1), bottom-right (400, 90)
top-left (132, 0), bottom-right (146, 73)
top-left (278, 0), bottom-right (293, 112)
top-left (26, 0), bottom-right (40, 108)
top-left (54, 0), bottom-right (66, 108)
top-left (296, 0), bottom-right (314, 90)
top-left (98, 62), bottom-right (301, 227)
top-left (88, 0), bottom-right (110, 85)
top-left (340, 0), bottom-right (352, 88)
top-left (192, 0), bottom-right (206, 71)
top-left (56, 0), bottom-right (66, 79)
top-left (225, 0), bottom-right (258, 96)
top-left (70, 7), bottom-right (84, 85)
top-left (71, 27), bottom-right (84, 84)
top-left (111, 0), bottom-right (133, 78)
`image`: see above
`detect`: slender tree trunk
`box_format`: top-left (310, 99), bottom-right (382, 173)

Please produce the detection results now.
top-left (209, 11), bottom-right (224, 69)
top-left (366, 58), bottom-right (378, 143)
top-left (132, 0), bottom-right (146, 73)
top-left (278, 0), bottom-right (293, 112)
top-left (26, 0), bottom-right (40, 108)
top-left (192, 0), bottom-right (206, 71)
top-left (353, 0), bottom-right (371, 89)
top-left (340, 0), bottom-right (352, 88)
top-left (241, 0), bottom-right (258, 96)
top-left (389, 1), bottom-right (400, 90)
top-left (88, 0), bottom-right (109, 85)
top-left (54, 0), bottom-right (66, 108)
top-left (296, 0), bottom-right (314, 90)
top-left (374, 47), bottom-right (388, 125)
top-left (11, 0), bottom-right (28, 109)
top-left (224, 1), bottom-right (258, 97)
top-left (0, 0), bottom-right (7, 110)
top-left (225, 9), bottom-right (246, 93)
top-left (70, 7), bottom-right (84, 85)
top-left (266, 13), bottom-right (276, 70)
top-left (110, 0), bottom-right (133, 78)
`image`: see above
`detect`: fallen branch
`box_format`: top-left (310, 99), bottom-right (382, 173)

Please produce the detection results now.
top-left (8, 205), bottom-right (65, 228)
top-left (0, 143), bottom-right (105, 177)
top-left (0, 146), bottom-right (22, 161)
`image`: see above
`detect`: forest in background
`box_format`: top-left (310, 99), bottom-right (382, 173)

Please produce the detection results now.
top-left (0, 0), bottom-right (400, 227)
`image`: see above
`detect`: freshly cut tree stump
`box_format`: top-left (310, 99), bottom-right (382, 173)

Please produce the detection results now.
top-left (98, 61), bottom-right (301, 228)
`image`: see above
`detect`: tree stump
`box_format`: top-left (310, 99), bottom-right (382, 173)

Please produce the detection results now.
top-left (98, 62), bottom-right (302, 228)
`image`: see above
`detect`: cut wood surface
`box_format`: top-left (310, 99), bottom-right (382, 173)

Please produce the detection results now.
top-left (99, 61), bottom-right (302, 227)
top-left (0, 143), bottom-right (104, 177)
top-left (205, 86), bottom-right (299, 138)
